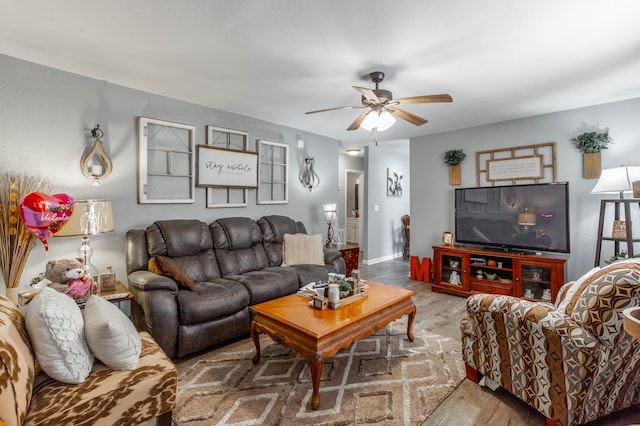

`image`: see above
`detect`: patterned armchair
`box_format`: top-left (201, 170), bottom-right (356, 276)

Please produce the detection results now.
top-left (461, 259), bottom-right (640, 426)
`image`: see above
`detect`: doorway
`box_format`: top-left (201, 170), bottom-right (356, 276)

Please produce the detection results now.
top-left (345, 169), bottom-right (364, 246)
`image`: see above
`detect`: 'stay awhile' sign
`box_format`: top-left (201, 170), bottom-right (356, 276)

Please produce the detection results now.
top-left (197, 145), bottom-right (258, 188)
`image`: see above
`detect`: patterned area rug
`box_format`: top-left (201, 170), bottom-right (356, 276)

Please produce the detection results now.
top-left (174, 319), bottom-right (465, 425)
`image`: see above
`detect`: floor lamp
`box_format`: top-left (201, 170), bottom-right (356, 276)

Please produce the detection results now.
top-left (591, 166), bottom-right (640, 266)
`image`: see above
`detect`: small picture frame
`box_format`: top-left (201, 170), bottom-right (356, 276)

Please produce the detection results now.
top-left (99, 273), bottom-right (116, 292)
top-left (612, 220), bottom-right (627, 239)
top-left (442, 231), bottom-right (455, 246)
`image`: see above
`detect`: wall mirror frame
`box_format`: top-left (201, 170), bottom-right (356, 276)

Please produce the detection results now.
top-left (137, 116), bottom-right (195, 204)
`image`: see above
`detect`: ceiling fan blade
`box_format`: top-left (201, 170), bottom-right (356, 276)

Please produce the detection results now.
top-left (305, 105), bottom-right (366, 114)
top-left (347, 110), bottom-right (372, 131)
top-left (353, 86), bottom-right (380, 104)
top-left (391, 94), bottom-right (453, 105)
top-left (386, 107), bottom-right (428, 126)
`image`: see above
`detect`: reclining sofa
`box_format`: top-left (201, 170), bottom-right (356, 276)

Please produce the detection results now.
top-left (126, 215), bottom-right (345, 358)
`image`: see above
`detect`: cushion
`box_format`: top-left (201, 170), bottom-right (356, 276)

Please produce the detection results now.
top-left (281, 233), bottom-right (324, 267)
top-left (0, 294), bottom-right (36, 426)
top-left (24, 287), bottom-right (93, 384)
top-left (149, 255), bottom-right (195, 290)
top-left (83, 295), bottom-right (142, 370)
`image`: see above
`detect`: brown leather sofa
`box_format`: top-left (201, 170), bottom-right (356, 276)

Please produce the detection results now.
top-left (126, 215), bottom-right (345, 358)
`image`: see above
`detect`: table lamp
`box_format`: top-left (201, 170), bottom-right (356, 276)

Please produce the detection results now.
top-left (590, 166), bottom-right (640, 199)
top-left (323, 203), bottom-right (337, 248)
top-left (55, 199), bottom-right (114, 279)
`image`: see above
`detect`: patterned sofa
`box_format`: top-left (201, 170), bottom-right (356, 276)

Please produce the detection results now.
top-left (461, 259), bottom-right (640, 426)
top-left (0, 294), bottom-right (177, 426)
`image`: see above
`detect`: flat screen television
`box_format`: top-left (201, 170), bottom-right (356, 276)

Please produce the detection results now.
top-left (454, 182), bottom-right (570, 253)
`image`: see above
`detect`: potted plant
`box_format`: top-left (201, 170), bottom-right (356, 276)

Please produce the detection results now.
top-left (572, 131), bottom-right (612, 179)
top-left (443, 149), bottom-right (466, 186)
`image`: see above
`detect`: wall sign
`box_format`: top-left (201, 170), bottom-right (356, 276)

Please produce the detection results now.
top-left (487, 156), bottom-right (543, 181)
top-left (196, 145), bottom-right (258, 188)
top-left (475, 142), bottom-right (557, 186)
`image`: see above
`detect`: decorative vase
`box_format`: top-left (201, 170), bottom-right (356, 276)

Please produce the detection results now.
top-left (449, 165), bottom-right (461, 186)
top-left (583, 152), bottom-right (601, 179)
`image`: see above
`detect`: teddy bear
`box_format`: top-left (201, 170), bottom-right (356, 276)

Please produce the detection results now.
top-left (45, 258), bottom-right (97, 303)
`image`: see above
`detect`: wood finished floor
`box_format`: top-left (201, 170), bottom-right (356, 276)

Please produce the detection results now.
top-left (358, 258), bottom-right (640, 426)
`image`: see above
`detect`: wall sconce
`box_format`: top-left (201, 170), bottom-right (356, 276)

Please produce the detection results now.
top-left (80, 125), bottom-right (113, 185)
top-left (323, 203), bottom-right (337, 248)
top-left (55, 199), bottom-right (114, 280)
top-left (517, 207), bottom-right (536, 233)
top-left (302, 157), bottom-right (320, 192)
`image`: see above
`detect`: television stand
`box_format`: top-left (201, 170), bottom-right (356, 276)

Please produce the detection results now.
top-left (432, 245), bottom-right (566, 303)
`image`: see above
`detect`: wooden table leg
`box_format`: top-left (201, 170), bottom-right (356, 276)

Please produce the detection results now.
top-left (406, 303), bottom-right (416, 342)
top-left (250, 320), bottom-right (261, 365)
top-left (308, 353), bottom-right (324, 410)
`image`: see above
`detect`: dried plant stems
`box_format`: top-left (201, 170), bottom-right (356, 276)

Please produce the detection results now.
top-left (0, 173), bottom-right (52, 289)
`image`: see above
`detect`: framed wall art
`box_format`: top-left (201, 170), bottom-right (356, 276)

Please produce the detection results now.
top-left (387, 168), bottom-right (403, 196)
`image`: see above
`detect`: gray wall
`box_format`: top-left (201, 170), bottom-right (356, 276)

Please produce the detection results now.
top-left (410, 97), bottom-right (640, 281)
top-left (0, 54), bottom-right (341, 290)
top-left (364, 140), bottom-right (411, 262)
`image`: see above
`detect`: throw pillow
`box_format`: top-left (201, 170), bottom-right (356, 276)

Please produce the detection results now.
top-left (24, 287), bottom-right (93, 384)
top-left (281, 233), bottom-right (325, 267)
top-left (148, 255), bottom-right (196, 290)
top-left (83, 295), bottom-right (142, 370)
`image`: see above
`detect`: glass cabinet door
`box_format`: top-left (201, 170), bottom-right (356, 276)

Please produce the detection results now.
top-left (440, 253), bottom-right (465, 287)
top-left (518, 262), bottom-right (553, 301)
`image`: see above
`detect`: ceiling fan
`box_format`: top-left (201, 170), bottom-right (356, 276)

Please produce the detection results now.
top-left (305, 71), bottom-right (452, 132)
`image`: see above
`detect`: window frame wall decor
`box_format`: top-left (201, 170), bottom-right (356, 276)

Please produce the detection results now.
top-left (475, 142), bottom-right (557, 186)
top-left (258, 139), bottom-right (289, 205)
top-left (204, 125), bottom-right (251, 208)
top-left (137, 116), bottom-right (195, 204)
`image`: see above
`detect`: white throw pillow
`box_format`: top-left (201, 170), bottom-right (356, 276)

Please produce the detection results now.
top-left (25, 287), bottom-right (93, 384)
top-left (83, 295), bottom-right (142, 370)
top-left (281, 233), bottom-right (325, 266)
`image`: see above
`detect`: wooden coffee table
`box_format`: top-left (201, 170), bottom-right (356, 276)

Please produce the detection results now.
top-left (249, 281), bottom-right (416, 410)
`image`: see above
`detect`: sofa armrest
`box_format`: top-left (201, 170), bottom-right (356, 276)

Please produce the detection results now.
top-left (127, 271), bottom-right (180, 358)
top-left (324, 248), bottom-right (346, 274)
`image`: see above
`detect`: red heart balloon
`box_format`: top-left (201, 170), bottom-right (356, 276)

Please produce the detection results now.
top-left (19, 192), bottom-right (75, 251)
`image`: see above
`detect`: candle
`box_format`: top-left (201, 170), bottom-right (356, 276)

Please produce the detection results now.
top-left (91, 164), bottom-right (103, 176)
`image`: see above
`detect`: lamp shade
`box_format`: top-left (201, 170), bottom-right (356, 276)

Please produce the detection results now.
top-left (517, 208), bottom-right (536, 226)
top-left (360, 110), bottom-right (396, 132)
top-left (323, 203), bottom-right (337, 221)
top-left (590, 166), bottom-right (640, 197)
top-left (56, 199), bottom-right (114, 236)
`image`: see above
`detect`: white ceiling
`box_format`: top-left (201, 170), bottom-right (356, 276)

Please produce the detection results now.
top-left (2, 0), bottom-right (640, 150)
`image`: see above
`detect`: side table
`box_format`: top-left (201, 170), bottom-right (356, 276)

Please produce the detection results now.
top-left (99, 281), bottom-right (133, 303)
top-left (338, 244), bottom-right (359, 277)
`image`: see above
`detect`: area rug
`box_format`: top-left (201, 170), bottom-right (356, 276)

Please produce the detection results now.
top-left (173, 319), bottom-right (465, 425)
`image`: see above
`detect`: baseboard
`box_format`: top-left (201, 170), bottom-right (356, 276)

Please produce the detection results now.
top-left (362, 252), bottom-right (404, 265)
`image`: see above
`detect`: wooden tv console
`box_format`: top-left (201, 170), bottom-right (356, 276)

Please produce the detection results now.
top-left (432, 245), bottom-right (567, 303)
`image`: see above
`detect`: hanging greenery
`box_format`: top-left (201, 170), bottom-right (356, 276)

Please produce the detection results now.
top-left (443, 149), bottom-right (467, 166)
top-left (572, 131), bottom-right (612, 153)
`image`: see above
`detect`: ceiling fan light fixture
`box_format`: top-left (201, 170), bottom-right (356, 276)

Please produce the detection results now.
top-left (361, 110), bottom-right (396, 132)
